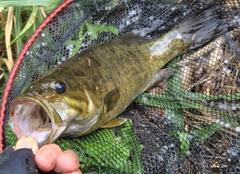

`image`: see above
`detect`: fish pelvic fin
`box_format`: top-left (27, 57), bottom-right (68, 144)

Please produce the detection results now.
top-left (100, 118), bottom-right (128, 128)
top-left (179, 6), bottom-right (229, 50)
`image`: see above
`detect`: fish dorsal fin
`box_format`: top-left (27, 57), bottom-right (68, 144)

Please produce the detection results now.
top-left (101, 118), bottom-right (127, 128)
top-left (103, 88), bottom-right (120, 113)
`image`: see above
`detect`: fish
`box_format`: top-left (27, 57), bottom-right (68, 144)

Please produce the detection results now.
top-left (9, 7), bottom-right (228, 146)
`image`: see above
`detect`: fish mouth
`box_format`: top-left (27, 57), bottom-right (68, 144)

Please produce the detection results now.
top-left (9, 95), bottom-right (55, 145)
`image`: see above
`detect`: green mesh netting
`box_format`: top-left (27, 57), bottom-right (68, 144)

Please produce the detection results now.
top-left (2, 0), bottom-right (240, 173)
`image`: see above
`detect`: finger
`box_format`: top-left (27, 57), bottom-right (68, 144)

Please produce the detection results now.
top-left (35, 144), bottom-right (62, 172)
top-left (54, 150), bottom-right (79, 173)
top-left (15, 136), bottom-right (39, 155)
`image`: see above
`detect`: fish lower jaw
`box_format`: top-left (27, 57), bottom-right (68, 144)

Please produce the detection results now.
top-left (10, 120), bottom-right (53, 145)
top-left (9, 98), bottom-right (53, 145)
top-left (22, 127), bottom-right (52, 145)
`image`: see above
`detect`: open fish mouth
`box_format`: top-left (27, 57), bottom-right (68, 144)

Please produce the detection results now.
top-left (9, 97), bottom-right (53, 145)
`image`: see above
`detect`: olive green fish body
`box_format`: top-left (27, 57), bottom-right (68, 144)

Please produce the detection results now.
top-left (9, 7), bottom-right (228, 146)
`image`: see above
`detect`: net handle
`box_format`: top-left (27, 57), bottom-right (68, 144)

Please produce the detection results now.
top-left (0, 0), bottom-right (73, 151)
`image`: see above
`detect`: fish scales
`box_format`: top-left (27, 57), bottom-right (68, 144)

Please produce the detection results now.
top-left (76, 42), bottom-right (152, 107)
top-left (9, 7), bottom-right (230, 145)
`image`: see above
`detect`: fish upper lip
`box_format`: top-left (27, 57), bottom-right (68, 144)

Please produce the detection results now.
top-left (11, 94), bottom-right (62, 124)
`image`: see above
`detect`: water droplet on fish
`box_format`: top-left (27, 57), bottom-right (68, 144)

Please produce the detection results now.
top-left (196, 37), bottom-right (203, 44)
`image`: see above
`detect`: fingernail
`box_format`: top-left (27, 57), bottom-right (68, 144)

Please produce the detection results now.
top-left (42, 150), bottom-right (56, 164)
top-left (16, 138), bottom-right (32, 149)
top-left (15, 137), bottom-right (39, 154)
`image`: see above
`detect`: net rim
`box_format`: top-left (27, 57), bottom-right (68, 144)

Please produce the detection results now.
top-left (0, 0), bottom-right (73, 151)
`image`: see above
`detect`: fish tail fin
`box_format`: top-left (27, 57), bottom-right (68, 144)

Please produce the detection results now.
top-left (179, 6), bottom-right (229, 49)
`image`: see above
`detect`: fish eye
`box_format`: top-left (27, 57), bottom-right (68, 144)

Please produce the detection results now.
top-left (55, 81), bottom-right (66, 93)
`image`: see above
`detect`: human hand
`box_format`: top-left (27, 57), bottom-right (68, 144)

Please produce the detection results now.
top-left (15, 137), bottom-right (82, 174)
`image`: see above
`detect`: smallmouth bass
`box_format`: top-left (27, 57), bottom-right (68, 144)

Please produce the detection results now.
top-left (9, 7), bottom-right (228, 146)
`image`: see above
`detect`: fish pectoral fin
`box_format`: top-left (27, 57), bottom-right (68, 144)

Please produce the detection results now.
top-left (100, 118), bottom-right (127, 128)
top-left (143, 68), bottom-right (174, 92)
top-left (103, 88), bottom-right (120, 113)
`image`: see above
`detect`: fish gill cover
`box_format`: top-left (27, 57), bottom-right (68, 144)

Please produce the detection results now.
top-left (1, 0), bottom-right (240, 173)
